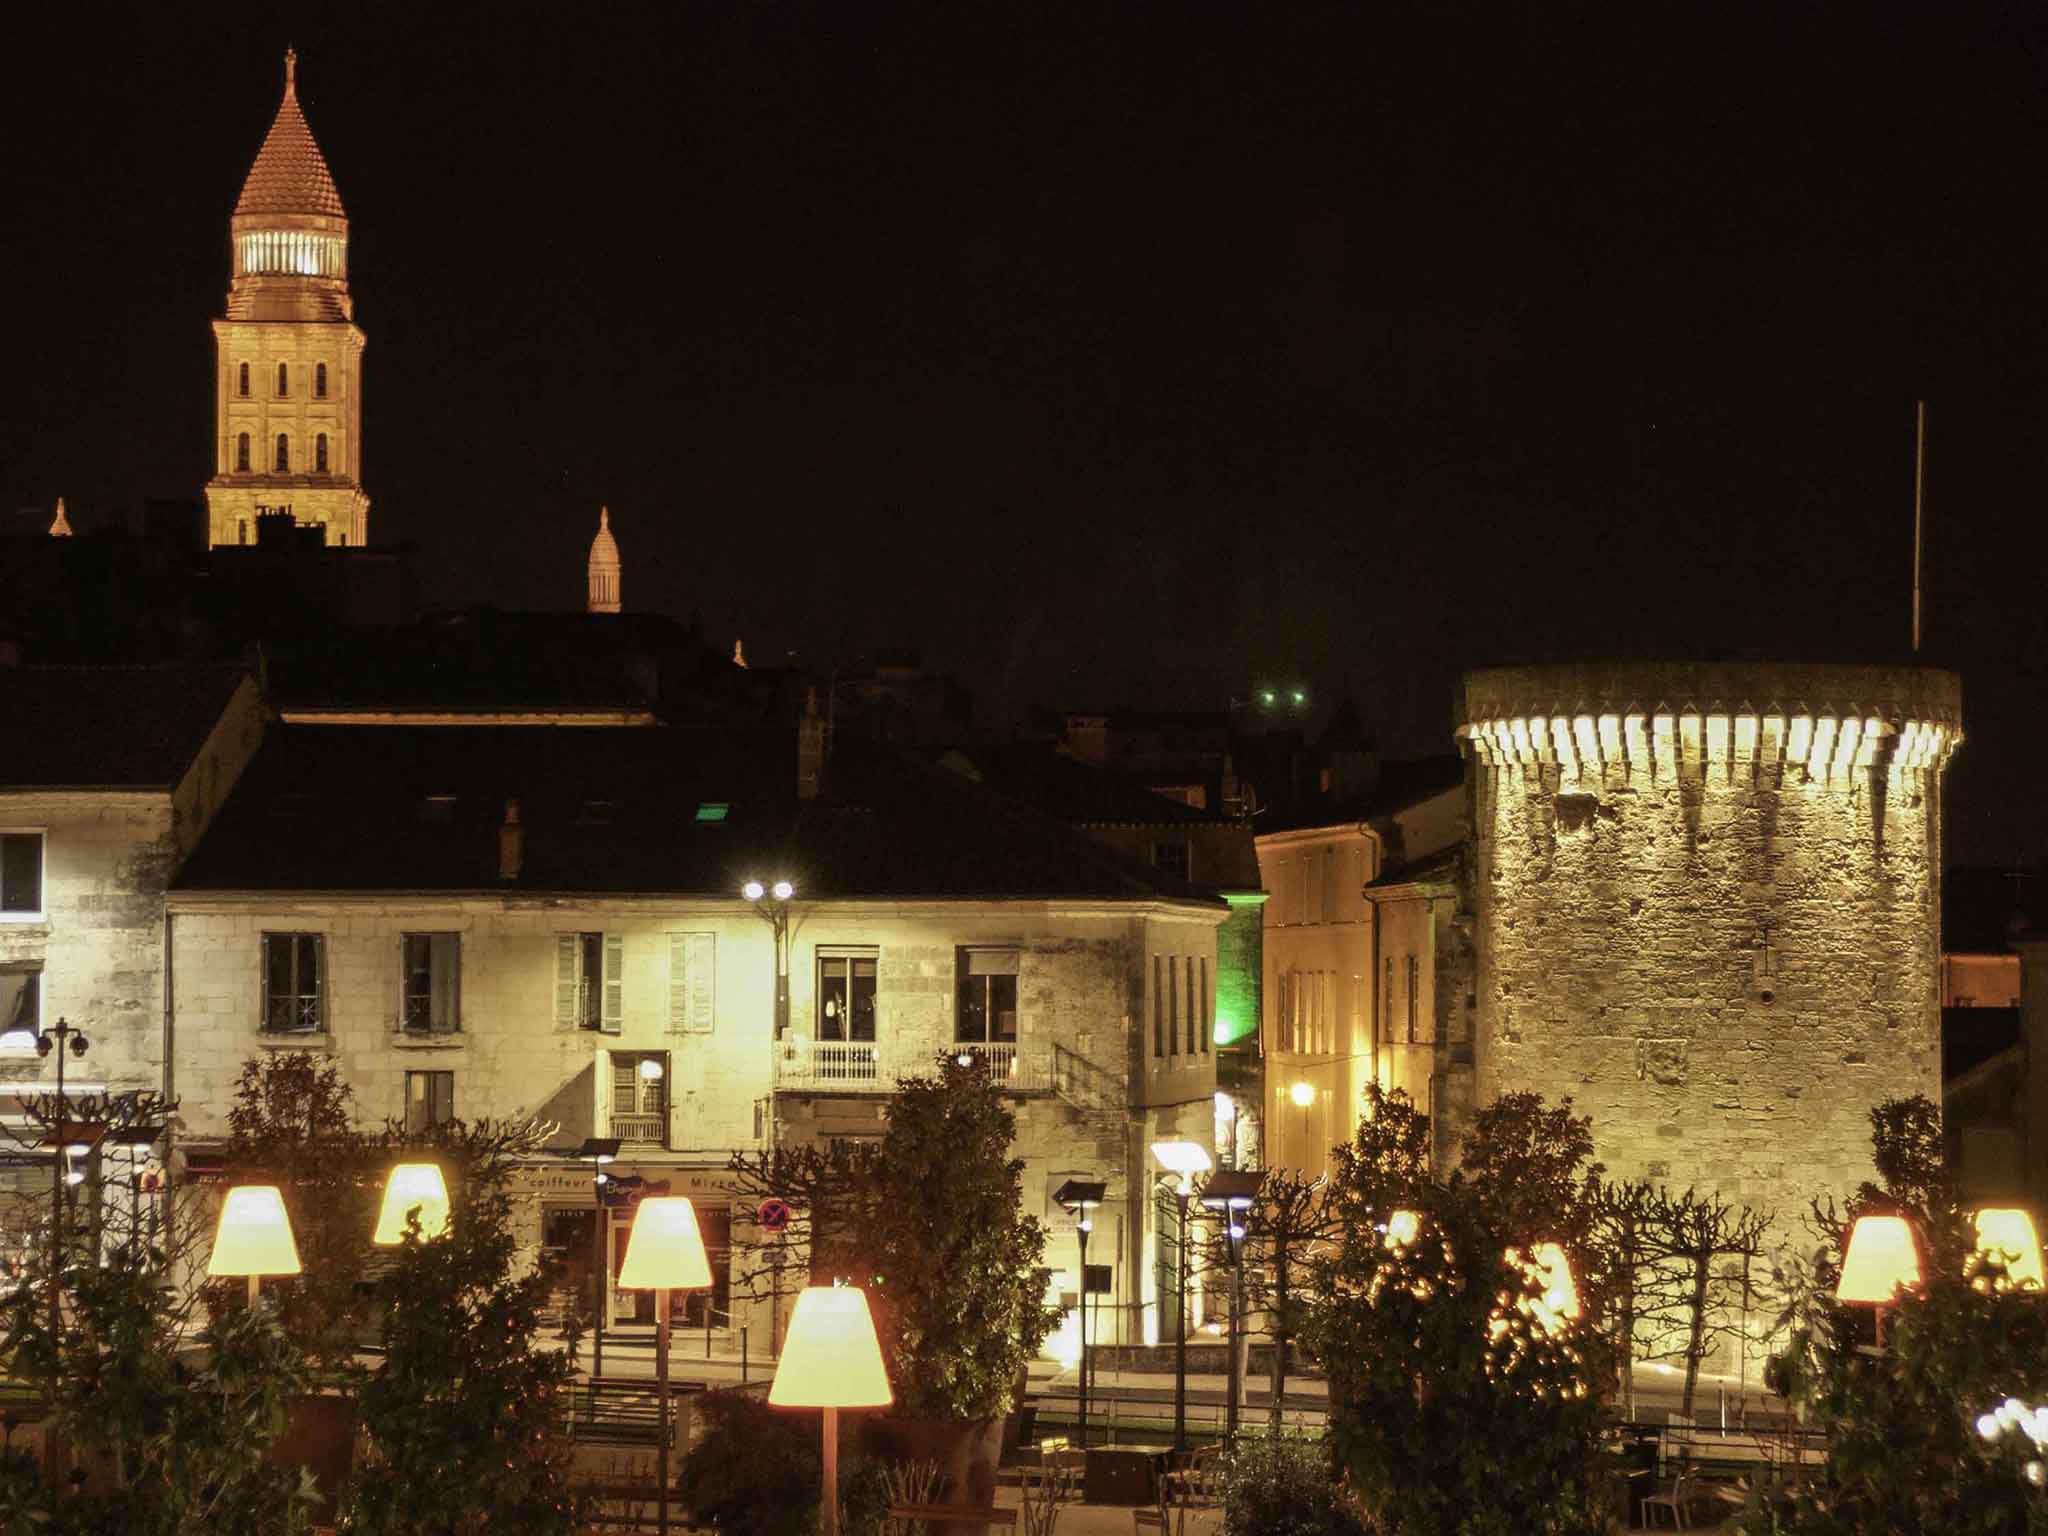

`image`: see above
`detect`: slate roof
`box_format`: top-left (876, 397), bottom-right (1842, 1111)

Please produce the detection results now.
top-left (174, 725), bottom-right (1223, 905)
top-left (1259, 753), bottom-right (1467, 833)
top-left (235, 58), bottom-right (346, 219)
top-left (925, 742), bottom-right (1223, 826)
top-left (0, 667), bottom-right (251, 791)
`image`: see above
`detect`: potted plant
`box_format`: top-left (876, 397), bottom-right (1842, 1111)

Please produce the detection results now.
top-left (847, 1056), bottom-right (1060, 1507)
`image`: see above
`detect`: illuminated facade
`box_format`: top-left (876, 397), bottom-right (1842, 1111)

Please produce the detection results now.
top-left (204, 51), bottom-right (369, 549)
top-left (1461, 662), bottom-right (1962, 1220)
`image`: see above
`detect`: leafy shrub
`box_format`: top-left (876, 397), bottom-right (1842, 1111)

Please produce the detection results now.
top-left (680, 1390), bottom-right (888, 1536)
top-left (1213, 1434), bottom-right (1365, 1536)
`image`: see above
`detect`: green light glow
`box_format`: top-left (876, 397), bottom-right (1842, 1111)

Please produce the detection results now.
top-left (695, 802), bottom-right (730, 822)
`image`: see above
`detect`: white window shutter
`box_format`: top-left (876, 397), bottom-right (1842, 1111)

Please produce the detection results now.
top-left (555, 936), bottom-right (579, 1028)
top-left (669, 935), bottom-right (688, 1032)
top-left (602, 935), bottom-right (625, 1033)
top-left (670, 932), bottom-right (716, 1034)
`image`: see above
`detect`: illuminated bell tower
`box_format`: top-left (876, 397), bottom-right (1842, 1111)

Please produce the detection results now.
top-left (204, 50), bottom-right (369, 548)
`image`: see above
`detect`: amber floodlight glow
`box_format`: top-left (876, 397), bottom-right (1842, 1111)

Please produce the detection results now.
top-left (208, 1184), bottom-right (302, 1306)
top-left (771, 1285), bottom-right (893, 1536)
top-left (1838, 1215), bottom-right (1921, 1303)
top-left (1289, 1080), bottom-right (1315, 1108)
top-left (373, 1163), bottom-right (452, 1245)
top-left (1386, 1209), bottom-right (1421, 1249)
top-left (1524, 1242), bottom-right (1580, 1334)
top-left (1972, 1209), bottom-right (2044, 1290)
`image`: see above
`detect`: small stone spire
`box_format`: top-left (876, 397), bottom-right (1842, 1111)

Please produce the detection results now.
top-left (48, 498), bottom-right (73, 538)
top-left (284, 46), bottom-right (297, 95)
top-left (733, 639), bottom-right (748, 669)
top-left (587, 506), bottom-right (621, 614)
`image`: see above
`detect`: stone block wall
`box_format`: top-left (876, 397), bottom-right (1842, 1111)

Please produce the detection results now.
top-left (1461, 662), bottom-right (1962, 1227)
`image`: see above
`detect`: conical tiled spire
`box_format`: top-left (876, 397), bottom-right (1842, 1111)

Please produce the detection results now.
top-left (234, 49), bottom-right (346, 219)
top-left (48, 497), bottom-right (73, 538)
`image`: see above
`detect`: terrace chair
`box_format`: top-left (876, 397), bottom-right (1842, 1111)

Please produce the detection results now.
top-left (1641, 1463), bottom-right (1698, 1530)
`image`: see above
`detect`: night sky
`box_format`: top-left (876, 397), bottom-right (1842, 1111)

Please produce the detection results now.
top-left (5, 5), bottom-right (2045, 866)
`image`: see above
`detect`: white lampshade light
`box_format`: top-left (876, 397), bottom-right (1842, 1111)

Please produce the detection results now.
top-left (1971, 1209), bottom-right (2044, 1289)
top-left (372, 1162), bottom-right (452, 1245)
top-left (208, 1185), bottom-right (302, 1279)
top-left (1150, 1140), bottom-right (1213, 1180)
top-left (618, 1196), bottom-right (714, 1290)
top-left (1837, 1215), bottom-right (1921, 1303)
top-left (770, 1285), bottom-right (894, 1409)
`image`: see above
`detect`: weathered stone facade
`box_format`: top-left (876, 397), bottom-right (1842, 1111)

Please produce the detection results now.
top-left (1460, 662), bottom-right (1962, 1223)
top-left (167, 892), bottom-right (1222, 1351)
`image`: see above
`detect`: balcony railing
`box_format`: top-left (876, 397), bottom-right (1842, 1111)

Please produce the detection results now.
top-left (773, 1038), bottom-right (1053, 1094)
top-left (609, 1112), bottom-right (666, 1147)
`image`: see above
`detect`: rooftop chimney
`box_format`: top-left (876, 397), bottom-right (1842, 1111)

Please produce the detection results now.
top-left (498, 798), bottom-right (524, 881)
top-left (798, 688), bottom-right (825, 800)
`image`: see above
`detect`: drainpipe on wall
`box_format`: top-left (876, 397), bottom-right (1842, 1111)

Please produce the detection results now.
top-left (162, 909), bottom-right (176, 1257)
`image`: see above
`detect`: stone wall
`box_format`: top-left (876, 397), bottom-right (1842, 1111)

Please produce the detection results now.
top-left (1461, 662), bottom-right (1962, 1226)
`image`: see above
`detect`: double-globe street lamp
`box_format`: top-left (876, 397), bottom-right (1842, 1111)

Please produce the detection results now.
top-left (1149, 1139), bottom-right (1212, 1453)
top-left (1199, 1168), bottom-right (1265, 1443)
top-left (1053, 1178), bottom-right (1107, 1447)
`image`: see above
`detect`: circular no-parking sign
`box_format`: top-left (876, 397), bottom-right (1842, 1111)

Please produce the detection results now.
top-left (758, 1198), bottom-right (792, 1234)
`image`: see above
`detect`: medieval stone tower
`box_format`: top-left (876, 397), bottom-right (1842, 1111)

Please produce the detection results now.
top-left (204, 51), bottom-right (369, 549)
top-left (1459, 662), bottom-right (1962, 1222)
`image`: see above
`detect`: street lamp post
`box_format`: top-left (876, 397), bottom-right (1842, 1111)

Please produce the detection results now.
top-left (1150, 1140), bottom-right (1212, 1454)
top-left (1054, 1178), bottom-right (1106, 1448)
top-left (577, 1138), bottom-right (622, 1379)
top-left (770, 1285), bottom-right (893, 1536)
top-left (36, 1019), bottom-right (92, 1369)
top-left (618, 1196), bottom-right (714, 1536)
top-left (1200, 1168), bottom-right (1264, 1444)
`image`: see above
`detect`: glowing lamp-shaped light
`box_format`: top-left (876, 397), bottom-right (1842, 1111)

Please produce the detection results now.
top-left (1289, 1081), bottom-right (1315, 1109)
top-left (1385, 1209), bottom-right (1422, 1249)
top-left (1837, 1215), bottom-right (1921, 1303)
top-left (618, 1196), bottom-right (714, 1290)
top-left (772, 1285), bottom-right (893, 1536)
top-left (1972, 1209), bottom-right (2044, 1290)
top-left (209, 1185), bottom-right (301, 1305)
top-left (373, 1162), bottom-right (452, 1245)
top-left (1523, 1242), bottom-right (1580, 1334)
top-left (1151, 1140), bottom-right (1213, 1182)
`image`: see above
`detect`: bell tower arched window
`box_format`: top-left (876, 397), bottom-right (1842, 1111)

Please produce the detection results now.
top-left (315, 434), bottom-right (328, 473)
top-left (276, 362), bottom-right (289, 397)
top-left (238, 362), bottom-right (250, 398)
top-left (315, 363), bottom-right (328, 398)
top-left (275, 434), bottom-right (289, 473)
top-left (236, 433), bottom-right (251, 472)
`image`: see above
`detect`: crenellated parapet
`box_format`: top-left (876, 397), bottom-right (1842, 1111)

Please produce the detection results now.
top-left (1458, 662), bottom-right (1962, 789)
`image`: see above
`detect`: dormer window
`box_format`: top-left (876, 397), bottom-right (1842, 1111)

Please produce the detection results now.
top-left (417, 795), bottom-right (458, 824)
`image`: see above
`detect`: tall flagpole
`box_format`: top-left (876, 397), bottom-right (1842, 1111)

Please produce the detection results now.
top-left (1912, 400), bottom-right (1926, 654)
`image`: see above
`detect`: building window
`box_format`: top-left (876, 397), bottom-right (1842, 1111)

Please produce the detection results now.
top-left (1406, 956), bottom-right (1420, 1043)
top-left (238, 362), bottom-right (250, 397)
top-left (315, 434), bottom-right (328, 473)
top-left (404, 1070), bottom-right (455, 1133)
top-left (276, 362), bottom-right (289, 397)
top-left (669, 932), bottom-right (715, 1034)
top-left (402, 933), bottom-right (460, 1033)
top-left (556, 933), bottom-right (622, 1032)
top-left (1384, 958), bottom-right (1394, 1042)
top-left (315, 362), bottom-right (328, 398)
top-left (1, 964), bottom-right (41, 1048)
top-left (1, 833), bottom-right (44, 919)
top-left (1153, 841), bottom-right (1191, 883)
top-left (1153, 956), bottom-right (1165, 1057)
top-left (236, 433), bottom-right (251, 472)
top-left (274, 434), bottom-right (289, 473)
top-left (1167, 958), bottom-right (1180, 1056)
top-left (262, 933), bottom-right (325, 1033)
top-left (817, 951), bottom-right (877, 1043)
top-left (1197, 957), bottom-right (1210, 1053)
top-left (610, 1050), bottom-right (669, 1146)
top-left (956, 949), bottom-right (1018, 1043)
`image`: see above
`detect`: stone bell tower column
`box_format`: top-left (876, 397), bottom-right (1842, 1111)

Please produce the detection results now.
top-left (204, 50), bottom-right (370, 548)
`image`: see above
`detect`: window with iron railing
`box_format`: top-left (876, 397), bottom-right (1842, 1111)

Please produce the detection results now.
top-left (956, 949), bottom-right (1018, 1044)
top-left (817, 951), bottom-right (877, 1043)
top-left (610, 1050), bottom-right (668, 1145)
top-left (262, 933), bottom-right (325, 1033)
